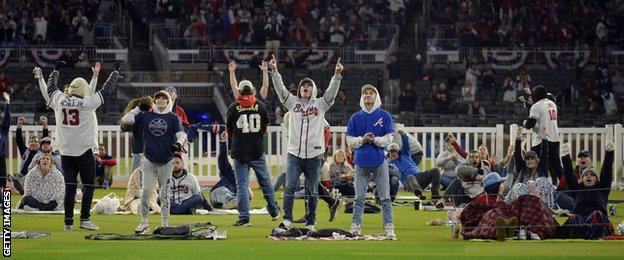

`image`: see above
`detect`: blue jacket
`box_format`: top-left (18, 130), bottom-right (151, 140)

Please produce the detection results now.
top-left (135, 112), bottom-right (182, 164)
top-left (389, 133), bottom-right (420, 183)
top-left (347, 108), bottom-right (394, 168)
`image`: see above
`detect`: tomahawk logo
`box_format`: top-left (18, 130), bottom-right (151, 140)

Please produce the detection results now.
top-left (373, 117), bottom-right (384, 127)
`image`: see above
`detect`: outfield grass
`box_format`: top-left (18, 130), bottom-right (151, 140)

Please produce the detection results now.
top-left (7, 188), bottom-right (624, 259)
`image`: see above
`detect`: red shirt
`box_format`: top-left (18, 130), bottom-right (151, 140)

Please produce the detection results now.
top-left (175, 105), bottom-right (190, 128)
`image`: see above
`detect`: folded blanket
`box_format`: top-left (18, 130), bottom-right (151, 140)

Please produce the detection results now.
top-left (195, 208), bottom-right (269, 215)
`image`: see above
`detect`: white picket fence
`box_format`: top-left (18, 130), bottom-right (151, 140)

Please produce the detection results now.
top-left (6, 124), bottom-right (623, 187)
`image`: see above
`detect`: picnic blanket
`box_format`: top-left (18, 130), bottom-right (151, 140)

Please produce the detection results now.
top-left (86, 223), bottom-right (226, 240)
top-left (267, 228), bottom-right (397, 241)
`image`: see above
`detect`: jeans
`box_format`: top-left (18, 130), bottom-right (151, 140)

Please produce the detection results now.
top-left (139, 158), bottom-right (172, 226)
top-left (555, 191), bottom-right (575, 211)
top-left (375, 175), bottom-right (399, 202)
top-left (353, 160), bottom-right (393, 226)
top-left (170, 193), bottom-right (210, 214)
top-left (131, 153), bottom-right (143, 172)
top-left (233, 154), bottom-right (279, 221)
top-left (440, 174), bottom-right (456, 190)
top-left (273, 172), bottom-right (286, 191)
top-left (283, 154), bottom-right (322, 225)
top-left (210, 186), bottom-right (235, 208)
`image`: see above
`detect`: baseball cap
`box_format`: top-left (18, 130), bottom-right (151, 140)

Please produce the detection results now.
top-left (388, 143), bottom-right (400, 152)
top-left (577, 150), bottom-right (591, 158)
top-left (524, 150), bottom-right (538, 159)
top-left (164, 85), bottom-right (177, 94)
top-left (238, 80), bottom-right (255, 95)
top-left (40, 137), bottom-right (52, 145)
top-left (361, 84), bottom-right (376, 93)
top-left (483, 172), bottom-right (506, 188)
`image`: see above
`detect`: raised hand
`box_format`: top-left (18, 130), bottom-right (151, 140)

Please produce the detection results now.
top-left (335, 57), bottom-right (344, 75)
top-left (33, 67), bottom-right (43, 79)
top-left (268, 54), bottom-right (278, 71)
top-left (259, 60), bottom-right (268, 71)
top-left (228, 60), bottom-right (237, 72)
top-left (219, 131), bottom-right (228, 141)
top-left (606, 141), bottom-right (615, 152)
top-left (39, 116), bottom-right (48, 127)
top-left (54, 60), bottom-right (66, 71)
top-left (17, 116), bottom-right (26, 126)
top-left (91, 61), bottom-right (101, 75)
top-left (2, 92), bottom-right (9, 104)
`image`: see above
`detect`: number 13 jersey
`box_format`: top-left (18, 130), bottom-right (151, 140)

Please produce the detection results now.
top-left (49, 91), bottom-right (103, 156)
top-left (226, 98), bottom-right (269, 162)
top-left (529, 98), bottom-right (559, 145)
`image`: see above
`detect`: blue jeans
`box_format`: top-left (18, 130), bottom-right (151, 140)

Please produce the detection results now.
top-left (273, 172), bottom-right (286, 191)
top-left (283, 154), bottom-right (322, 225)
top-left (353, 160), bottom-right (393, 226)
top-left (131, 153), bottom-right (142, 172)
top-left (170, 193), bottom-right (209, 214)
top-left (233, 154), bottom-right (279, 221)
top-left (440, 174), bottom-right (456, 190)
top-left (374, 175), bottom-right (399, 202)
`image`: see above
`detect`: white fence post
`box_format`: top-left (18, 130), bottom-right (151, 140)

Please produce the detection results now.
top-left (614, 124), bottom-right (623, 188)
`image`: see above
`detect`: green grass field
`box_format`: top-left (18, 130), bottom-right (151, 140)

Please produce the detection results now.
top-left (7, 188), bottom-right (624, 259)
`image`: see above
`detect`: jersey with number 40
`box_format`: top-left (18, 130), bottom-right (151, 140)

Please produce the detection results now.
top-left (529, 98), bottom-right (559, 145)
top-left (226, 99), bottom-right (269, 162)
top-left (49, 91), bottom-right (103, 156)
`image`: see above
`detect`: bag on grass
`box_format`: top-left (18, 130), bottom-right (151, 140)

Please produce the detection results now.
top-left (92, 193), bottom-right (120, 215)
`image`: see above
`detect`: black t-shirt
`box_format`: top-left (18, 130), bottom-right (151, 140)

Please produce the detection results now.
top-left (226, 100), bottom-right (269, 162)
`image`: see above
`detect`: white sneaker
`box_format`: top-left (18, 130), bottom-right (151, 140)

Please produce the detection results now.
top-left (384, 223), bottom-right (397, 240)
top-left (135, 223), bottom-right (149, 234)
top-left (350, 223), bottom-right (362, 236)
top-left (79, 220), bottom-right (99, 231)
top-left (305, 225), bottom-right (315, 232)
top-left (223, 198), bottom-right (238, 209)
top-left (528, 232), bottom-right (541, 240)
top-left (279, 219), bottom-right (292, 229)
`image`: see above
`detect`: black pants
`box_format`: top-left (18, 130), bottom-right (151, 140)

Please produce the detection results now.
top-left (62, 150), bottom-right (96, 225)
top-left (334, 183), bottom-right (355, 197)
top-left (415, 168), bottom-right (441, 196)
top-left (531, 141), bottom-right (562, 185)
top-left (443, 178), bottom-right (472, 207)
top-left (19, 195), bottom-right (58, 211)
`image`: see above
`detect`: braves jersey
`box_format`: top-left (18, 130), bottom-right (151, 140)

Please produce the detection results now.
top-left (170, 170), bottom-right (201, 205)
top-left (347, 108), bottom-right (395, 168)
top-left (271, 72), bottom-right (342, 158)
top-left (529, 99), bottom-right (560, 144)
top-left (226, 100), bottom-right (269, 162)
top-left (49, 91), bottom-right (103, 156)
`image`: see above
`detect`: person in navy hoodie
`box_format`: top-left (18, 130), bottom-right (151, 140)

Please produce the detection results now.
top-left (346, 84), bottom-right (396, 239)
top-left (121, 90), bottom-right (187, 234)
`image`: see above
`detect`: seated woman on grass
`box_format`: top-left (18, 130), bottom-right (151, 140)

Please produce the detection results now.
top-left (18, 153), bottom-right (65, 211)
top-left (505, 126), bottom-right (556, 209)
top-left (328, 149), bottom-right (355, 197)
top-left (460, 172), bottom-right (557, 241)
top-left (557, 142), bottom-right (615, 239)
top-left (441, 150), bottom-right (488, 207)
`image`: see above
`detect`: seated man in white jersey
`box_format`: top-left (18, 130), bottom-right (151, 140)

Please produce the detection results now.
top-left (169, 153), bottom-right (213, 214)
top-left (33, 61), bottom-right (122, 231)
top-left (523, 85), bottom-right (562, 186)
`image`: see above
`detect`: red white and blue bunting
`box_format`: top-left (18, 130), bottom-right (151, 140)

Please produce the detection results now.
top-left (30, 49), bottom-right (64, 67)
top-left (285, 49), bottom-right (335, 70)
top-left (222, 49), bottom-right (264, 69)
top-left (481, 49), bottom-right (528, 70)
top-left (542, 50), bottom-right (591, 69)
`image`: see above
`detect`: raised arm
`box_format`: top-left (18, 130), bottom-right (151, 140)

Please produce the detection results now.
top-left (87, 61), bottom-right (101, 95)
top-left (514, 134), bottom-right (525, 176)
top-left (269, 54), bottom-right (295, 110)
top-left (599, 141), bottom-right (615, 188)
top-left (228, 60), bottom-right (240, 99)
top-left (318, 58), bottom-right (343, 111)
top-left (1, 93), bottom-right (11, 136)
top-left (447, 134), bottom-right (468, 158)
top-left (40, 116), bottom-right (49, 137)
top-left (399, 131), bottom-right (411, 155)
top-left (259, 60), bottom-right (269, 100)
top-left (560, 144), bottom-right (579, 191)
top-left (217, 132), bottom-right (234, 178)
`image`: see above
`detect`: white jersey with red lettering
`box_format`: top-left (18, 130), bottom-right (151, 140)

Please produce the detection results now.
top-left (529, 98), bottom-right (559, 145)
top-left (49, 91), bottom-right (103, 156)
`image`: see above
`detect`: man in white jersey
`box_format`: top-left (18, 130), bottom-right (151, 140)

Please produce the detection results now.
top-left (269, 54), bottom-right (343, 231)
top-left (33, 62), bottom-right (122, 231)
top-left (523, 85), bottom-right (562, 185)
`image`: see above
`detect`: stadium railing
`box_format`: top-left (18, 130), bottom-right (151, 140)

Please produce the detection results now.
top-left (8, 124), bottom-right (620, 187)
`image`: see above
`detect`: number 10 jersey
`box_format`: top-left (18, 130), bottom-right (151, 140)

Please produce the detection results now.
top-left (49, 90), bottom-right (103, 156)
top-left (226, 99), bottom-right (269, 163)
